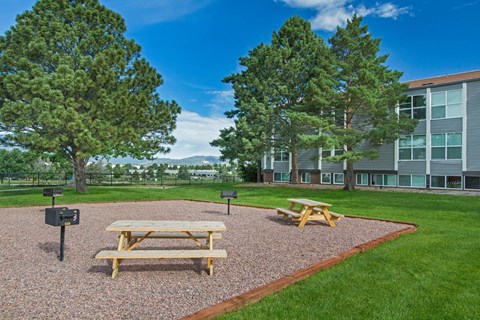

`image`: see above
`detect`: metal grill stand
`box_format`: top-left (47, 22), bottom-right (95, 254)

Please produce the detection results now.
top-left (45, 207), bottom-right (80, 262)
top-left (220, 190), bottom-right (237, 215)
top-left (59, 226), bottom-right (65, 261)
top-left (43, 188), bottom-right (64, 208)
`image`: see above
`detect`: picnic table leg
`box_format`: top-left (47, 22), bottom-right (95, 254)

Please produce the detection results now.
top-left (283, 202), bottom-right (296, 220)
top-left (185, 232), bottom-right (205, 249)
top-left (322, 207), bottom-right (336, 227)
top-left (207, 258), bottom-right (213, 276)
top-left (207, 231), bottom-right (213, 249)
top-left (298, 207), bottom-right (313, 228)
top-left (112, 259), bottom-right (119, 279)
top-left (111, 232), bottom-right (126, 278)
top-left (207, 231), bottom-right (214, 275)
top-left (118, 232), bottom-right (126, 250)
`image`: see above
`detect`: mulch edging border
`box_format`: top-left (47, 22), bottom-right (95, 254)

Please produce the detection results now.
top-left (180, 200), bottom-right (417, 320)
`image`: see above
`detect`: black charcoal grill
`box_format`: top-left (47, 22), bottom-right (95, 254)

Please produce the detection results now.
top-left (220, 190), bottom-right (237, 215)
top-left (43, 188), bottom-right (64, 208)
top-left (45, 207), bottom-right (80, 261)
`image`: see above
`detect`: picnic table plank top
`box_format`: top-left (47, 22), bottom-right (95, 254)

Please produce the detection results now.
top-left (105, 220), bottom-right (226, 232)
top-left (287, 198), bottom-right (332, 207)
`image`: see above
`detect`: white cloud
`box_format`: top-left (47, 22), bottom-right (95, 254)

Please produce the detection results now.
top-left (277, 0), bottom-right (411, 31)
top-left (205, 89), bottom-right (235, 116)
top-left (103, 0), bottom-right (213, 25)
top-left (373, 3), bottom-right (410, 18)
top-left (162, 110), bottom-right (234, 159)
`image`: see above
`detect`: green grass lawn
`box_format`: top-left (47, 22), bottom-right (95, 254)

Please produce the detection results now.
top-left (1, 183), bottom-right (479, 319)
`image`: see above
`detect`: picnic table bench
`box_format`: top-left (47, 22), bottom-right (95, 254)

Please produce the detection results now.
top-left (276, 198), bottom-right (343, 228)
top-left (96, 220), bottom-right (227, 278)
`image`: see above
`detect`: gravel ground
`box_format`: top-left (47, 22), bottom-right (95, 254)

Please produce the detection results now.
top-left (0, 200), bottom-right (409, 319)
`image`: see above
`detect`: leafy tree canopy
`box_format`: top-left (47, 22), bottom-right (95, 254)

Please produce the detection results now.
top-left (326, 15), bottom-right (417, 190)
top-left (0, 0), bottom-right (181, 192)
top-left (215, 16), bottom-right (336, 183)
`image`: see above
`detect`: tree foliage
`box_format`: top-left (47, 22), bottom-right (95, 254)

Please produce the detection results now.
top-left (214, 16), bottom-right (336, 183)
top-left (0, 149), bottom-right (31, 177)
top-left (327, 15), bottom-right (417, 190)
top-left (177, 165), bottom-right (189, 180)
top-left (0, 0), bottom-right (180, 192)
top-left (237, 162), bottom-right (258, 182)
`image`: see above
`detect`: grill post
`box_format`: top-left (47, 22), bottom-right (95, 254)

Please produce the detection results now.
top-left (43, 188), bottom-right (63, 208)
top-left (220, 190), bottom-right (237, 215)
top-left (45, 206), bottom-right (80, 262)
top-left (59, 226), bottom-right (65, 261)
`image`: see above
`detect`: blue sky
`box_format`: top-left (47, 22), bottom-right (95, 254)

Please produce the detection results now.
top-left (1, 0), bottom-right (479, 159)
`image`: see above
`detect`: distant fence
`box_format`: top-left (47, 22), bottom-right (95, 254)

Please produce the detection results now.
top-left (0, 172), bottom-right (240, 188)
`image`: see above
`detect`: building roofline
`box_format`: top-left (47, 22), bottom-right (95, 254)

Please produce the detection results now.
top-left (404, 70), bottom-right (480, 89)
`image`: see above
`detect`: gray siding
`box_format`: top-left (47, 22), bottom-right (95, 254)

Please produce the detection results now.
top-left (298, 149), bottom-right (318, 170)
top-left (321, 162), bottom-right (343, 173)
top-left (398, 161), bottom-right (426, 175)
top-left (430, 161), bottom-right (462, 175)
top-left (405, 89), bottom-right (427, 96)
top-left (273, 161), bottom-right (289, 173)
top-left (354, 144), bottom-right (395, 171)
top-left (413, 121), bottom-right (426, 134)
top-left (430, 84), bottom-right (462, 93)
top-left (431, 118), bottom-right (462, 133)
top-left (467, 81), bottom-right (480, 170)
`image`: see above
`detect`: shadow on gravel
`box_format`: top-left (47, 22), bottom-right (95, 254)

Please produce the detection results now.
top-left (201, 210), bottom-right (227, 216)
top-left (38, 241), bottom-right (61, 255)
top-left (89, 260), bottom-right (205, 276)
top-left (264, 215), bottom-right (331, 228)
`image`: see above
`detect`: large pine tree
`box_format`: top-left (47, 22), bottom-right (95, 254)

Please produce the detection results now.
top-left (328, 15), bottom-right (417, 190)
top-left (216, 16), bottom-right (335, 183)
top-left (0, 0), bottom-right (180, 192)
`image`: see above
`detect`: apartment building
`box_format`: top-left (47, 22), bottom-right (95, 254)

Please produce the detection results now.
top-left (262, 70), bottom-right (480, 191)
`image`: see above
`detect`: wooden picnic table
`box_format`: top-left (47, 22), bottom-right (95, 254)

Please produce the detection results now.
top-left (96, 220), bottom-right (227, 278)
top-left (276, 198), bottom-right (343, 228)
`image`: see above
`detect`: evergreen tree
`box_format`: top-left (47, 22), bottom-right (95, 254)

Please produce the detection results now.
top-left (113, 164), bottom-right (125, 179)
top-left (216, 16), bottom-right (335, 183)
top-left (177, 165), bottom-right (189, 180)
top-left (328, 15), bottom-right (417, 190)
top-left (0, 0), bottom-right (180, 192)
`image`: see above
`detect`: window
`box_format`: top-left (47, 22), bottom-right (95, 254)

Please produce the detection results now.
top-left (431, 175), bottom-right (462, 189)
top-left (301, 172), bottom-right (311, 184)
top-left (398, 175), bottom-right (426, 188)
top-left (325, 107), bottom-right (345, 127)
top-left (274, 150), bottom-right (289, 161)
top-left (399, 95), bottom-right (426, 120)
top-left (465, 177), bottom-right (480, 190)
top-left (333, 173), bottom-right (344, 184)
top-left (430, 176), bottom-right (445, 188)
top-left (322, 148), bottom-right (344, 159)
top-left (372, 174), bottom-right (382, 186)
top-left (321, 149), bottom-right (332, 159)
top-left (384, 174), bottom-right (396, 186)
top-left (431, 133), bottom-right (462, 160)
top-left (356, 173), bottom-right (368, 186)
top-left (321, 173), bottom-right (331, 184)
top-left (273, 172), bottom-right (290, 182)
top-left (399, 135), bottom-right (426, 160)
top-left (372, 174), bottom-right (396, 186)
top-left (431, 90), bottom-right (462, 119)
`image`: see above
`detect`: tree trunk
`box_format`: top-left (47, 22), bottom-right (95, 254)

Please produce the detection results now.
top-left (343, 159), bottom-right (355, 191)
top-left (73, 157), bottom-right (88, 193)
top-left (290, 150), bottom-right (299, 184)
top-left (257, 159), bottom-right (262, 183)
